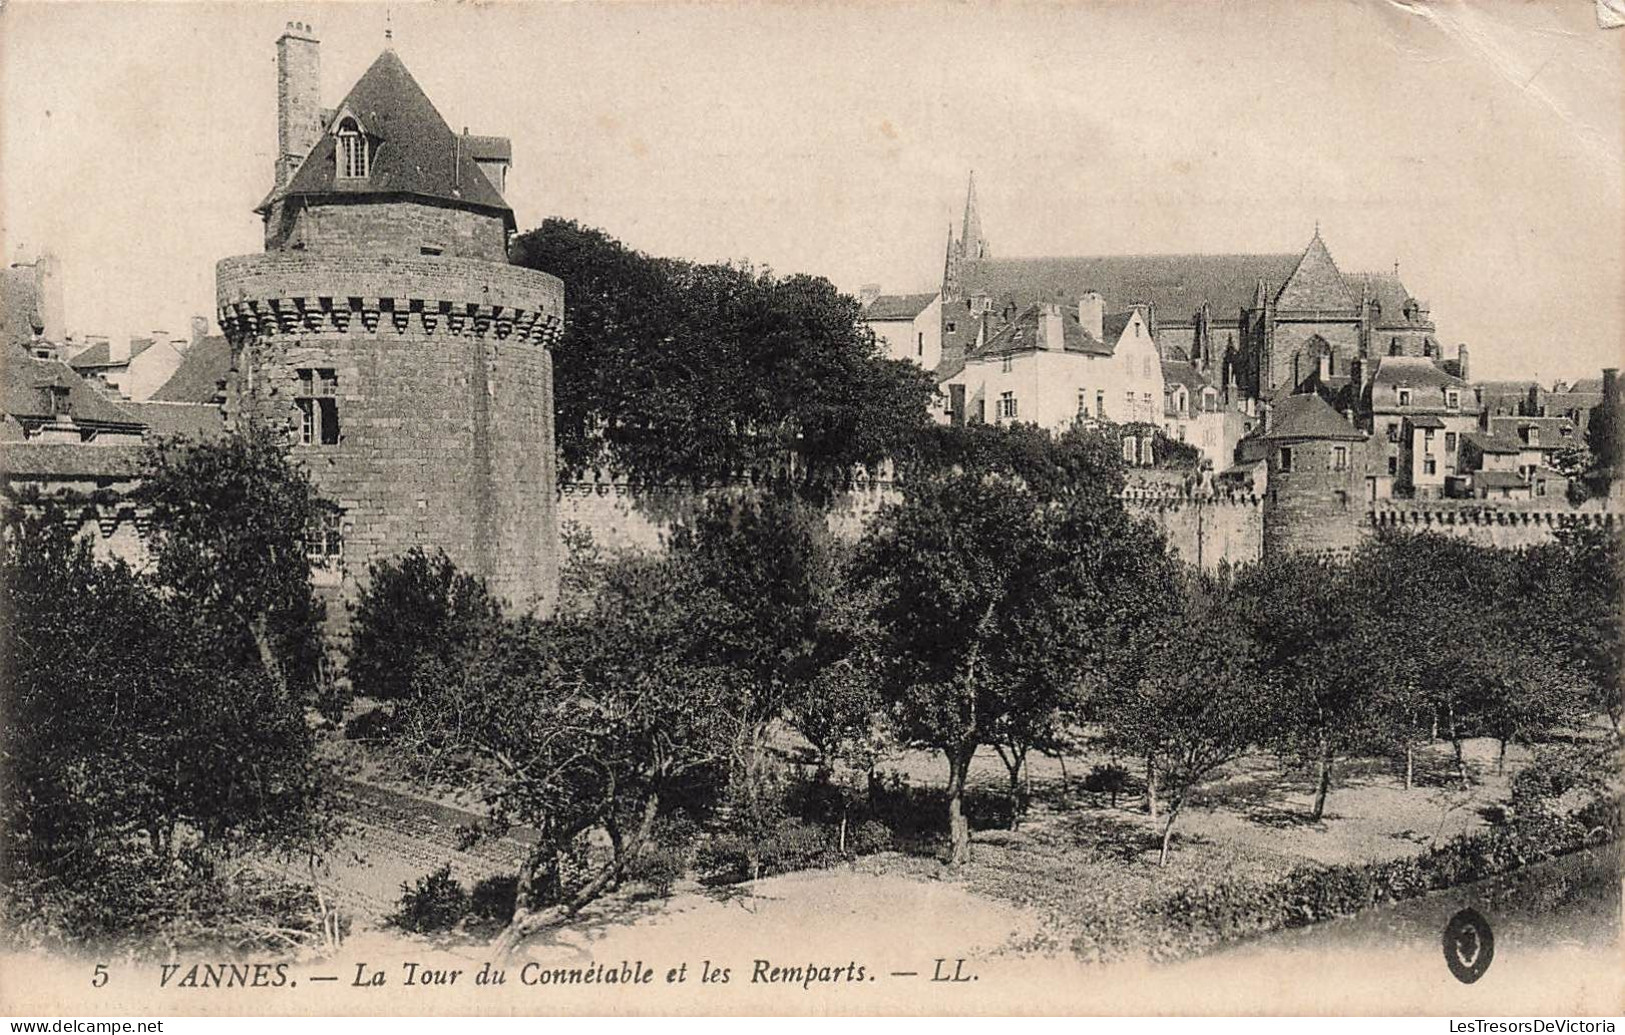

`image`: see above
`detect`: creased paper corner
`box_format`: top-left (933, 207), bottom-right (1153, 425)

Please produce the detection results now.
top-left (1599, 0), bottom-right (1625, 30)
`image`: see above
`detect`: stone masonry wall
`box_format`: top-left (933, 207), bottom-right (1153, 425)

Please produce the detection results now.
top-left (263, 197), bottom-right (508, 261)
top-left (219, 252), bottom-right (562, 618)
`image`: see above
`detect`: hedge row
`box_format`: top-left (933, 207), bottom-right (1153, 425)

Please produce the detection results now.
top-left (1072, 800), bottom-right (1619, 964)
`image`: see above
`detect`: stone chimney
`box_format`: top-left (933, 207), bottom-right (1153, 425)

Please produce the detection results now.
top-left (1041, 302), bottom-right (1064, 350)
top-left (1456, 343), bottom-right (1470, 382)
top-left (1078, 291), bottom-right (1105, 342)
top-left (276, 22), bottom-right (322, 191)
top-left (191, 315), bottom-right (209, 346)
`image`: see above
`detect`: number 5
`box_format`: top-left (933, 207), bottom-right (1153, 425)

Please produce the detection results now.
top-left (92, 964), bottom-right (108, 988)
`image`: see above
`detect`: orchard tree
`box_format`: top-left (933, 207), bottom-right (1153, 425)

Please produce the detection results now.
top-left (1238, 553), bottom-right (1382, 820)
top-left (861, 422), bottom-right (1173, 861)
top-left (389, 552), bottom-right (744, 955)
top-left (1104, 569), bottom-right (1259, 866)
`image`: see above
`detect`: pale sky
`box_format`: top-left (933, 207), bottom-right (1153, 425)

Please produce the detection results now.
top-left (2, 0), bottom-right (1622, 381)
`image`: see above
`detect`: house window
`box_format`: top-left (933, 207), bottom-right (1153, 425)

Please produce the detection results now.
top-left (1424, 428), bottom-right (1436, 453)
top-left (38, 384), bottom-right (71, 417)
top-left (1397, 388), bottom-right (1412, 407)
top-left (1445, 431), bottom-right (1457, 452)
top-left (1141, 437), bottom-right (1155, 465)
top-left (337, 118), bottom-right (369, 179)
top-left (1077, 389), bottom-right (1089, 416)
top-left (1096, 390), bottom-right (1105, 418)
top-left (1424, 458), bottom-right (1437, 476)
top-left (1446, 389), bottom-right (1460, 409)
top-left (997, 391), bottom-right (1017, 419)
top-left (1528, 427), bottom-right (1540, 446)
top-left (1279, 446), bottom-right (1294, 473)
top-left (295, 368), bottom-right (341, 446)
top-left (1125, 391), bottom-right (1134, 412)
top-left (946, 321), bottom-right (957, 334)
top-left (1388, 456), bottom-right (1397, 475)
top-left (1123, 436), bottom-right (1138, 464)
top-left (1333, 446), bottom-right (1348, 470)
top-left (306, 509), bottom-right (344, 568)
top-left (1386, 422), bottom-right (1399, 443)
top-left (1142, 392), bottom-right (1152, 411)
top-left (917, 332), bottom-right (924, 357)
top-left (1002, 355), bottom-right (1013, 374)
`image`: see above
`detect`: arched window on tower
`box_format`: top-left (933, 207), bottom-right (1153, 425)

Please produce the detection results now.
top-left (337, 118), bottom-right (369, 179)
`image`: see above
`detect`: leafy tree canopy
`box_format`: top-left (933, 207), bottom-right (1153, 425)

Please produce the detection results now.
top-left (511, 219), bottom-right (936, 490)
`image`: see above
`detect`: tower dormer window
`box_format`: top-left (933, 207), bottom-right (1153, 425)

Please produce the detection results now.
top-left (337, 118), bottom-right (368, 179)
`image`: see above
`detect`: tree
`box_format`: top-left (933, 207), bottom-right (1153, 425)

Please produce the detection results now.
top-left (861, 422), bottom-right (1174, 862)
top-left (1103, 569), bottom-right (1259, 865)
top-left (347, 548), bottom-right (505, 702)
top-left (389, 552), bottom-right (743, 955)
top-left (3, 470), bottom-right (331, 943)
top-left (1238, 553), bottom-right (1381, 820)
top-left (133, 426), bottom-right (329, 708)
top-left (511, 219), bottom-right (935, 489)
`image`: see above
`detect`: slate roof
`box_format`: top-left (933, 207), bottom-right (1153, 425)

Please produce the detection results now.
top-left (1463, 432), bottom-right (1521, 455)
top-left (1262, 392), bottom-right (1364, 441)
top-left (150, 335), bottom-right (231, 404)
top-left (968, 303), bottom-right (1111, 360)
top-left (861, 293), bottom-right (937, 321)
top-left (1274, 232), bottom-right (1357, 311)
top-left (126, 401), bottom-right (224, 441)
top-left (4, 345), bottom-right (145, 428)
top-left (0, 442), bottom-right (144, 479)
top-left (70, 338), bottom-right (154, 370)
top-left (1162, 360), bottom-right (1219, 415)
top-left (955, 249), bottom-right (1425, 327)
top-left (1487, 415), bottom-right (1579, 448)
top-left (1567, 378), bottom-right (1603, 394)
top-left (955, 254), bottom-right (1300, 325)
top-left (1371, 356), bottom-right (1466, 389)
top-left (266, 49), bottom-right (512, 228)
top-left (1474, 471), bottom-right (1528, 490)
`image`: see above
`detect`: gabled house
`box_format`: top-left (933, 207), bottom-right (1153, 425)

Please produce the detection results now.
top-left (859, 291), bottom-right (943, 372)
top-left (939, 296), bottom-right (1163, 438)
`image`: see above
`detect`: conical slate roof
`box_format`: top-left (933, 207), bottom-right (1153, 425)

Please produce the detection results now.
top-left (269, 49), bottom-right (512, 227)
top-left (1263, 392), bottom-right (1364, 441)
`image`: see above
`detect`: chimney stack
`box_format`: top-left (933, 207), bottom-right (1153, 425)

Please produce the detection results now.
top-left (1041, 302), bottom-right (1064, 350)
top-left (191, 315), bottom-right (209, 347)
top-left (1456, 343), bottom-right (1470, 382)
top-left (1078, 291), bottom-right (1104, 343)
top-left (276, 22), bottom-right (322, 191)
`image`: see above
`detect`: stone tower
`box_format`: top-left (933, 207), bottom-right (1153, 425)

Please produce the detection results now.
top-left (217, 25), bottom-right (563, 616)
top-left (1259, 393), bottom-right (1368, 560)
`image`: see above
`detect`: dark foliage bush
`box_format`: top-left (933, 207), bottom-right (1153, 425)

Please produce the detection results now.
top-left (696, 819), bottom-right (838, 882)
top-left (468, 874), bottom-right (518, 923)
top-left (625, 845), bottom-right (687, 897)
top-left (850, 819), bottom-right (894, 856)
top-left (1082, 764), bottom-right (1133, 807)
top-left (388, 865), bottom-right (468, 933)
top-left (1, 856), bottom-right (342, 955)
top-left (343, 706), bottom-right (396, 742)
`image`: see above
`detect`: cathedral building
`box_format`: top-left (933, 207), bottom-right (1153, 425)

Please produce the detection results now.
top-left (216, 24), bottom-right (564, 615)
top-left (938, 176), bottom-right (1463, 411)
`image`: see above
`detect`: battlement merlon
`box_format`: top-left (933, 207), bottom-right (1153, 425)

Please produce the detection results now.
top-left (215, 253), bottom-right (562, 346)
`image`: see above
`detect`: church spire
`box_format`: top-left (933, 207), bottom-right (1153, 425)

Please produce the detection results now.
top-left (960, 171), bottom-right (988, 260)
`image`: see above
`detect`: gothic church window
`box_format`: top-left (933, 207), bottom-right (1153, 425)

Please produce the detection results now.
top-left (337, 118), bottom-right (369, 179)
